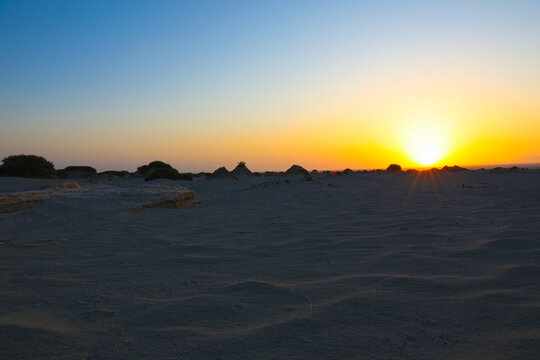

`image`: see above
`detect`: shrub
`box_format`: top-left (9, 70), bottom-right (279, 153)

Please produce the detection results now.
top-left (0, 154), bottom-right (57, 178)
top-left (98, 170), bottom-right (130, 178)
top-left (144, 168), bottom-right (192, 181)
top-left (137, 161), bottom-right (174, 175)
top-left (57, 166), bottom-right (97, 178)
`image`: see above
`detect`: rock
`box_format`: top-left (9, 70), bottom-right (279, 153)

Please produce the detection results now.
top-left (208, 166), bottom-right (238, 180)
top-left (285, 165), bottom-right (312, 181)
top-left (0, 183), bottom-right (198, 213)
top-left (0, 192), bottom-right (52, 214)
top-left (0, 183), bottom-right (83, 214)
top-left (132, 184), bottom-right (199, 210)
top-left (231, 162), bottom-right (252, 176)
top-left (41, 182), bottom-right (80, 190)
top-left (386, 164), bottom-right (402, 172)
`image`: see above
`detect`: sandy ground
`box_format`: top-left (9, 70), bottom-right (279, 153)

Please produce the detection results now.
top-left (0, 171), bottom-right (539, 359)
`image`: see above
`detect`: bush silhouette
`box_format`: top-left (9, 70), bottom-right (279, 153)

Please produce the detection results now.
top-left (98, 170), bottom-right (130, 178)
top-left (0, 154), bottom-right (57, 178)
top-left (137, 161), bottom-right (174, 175)
top-left (57, 166), bottom-right (97, 178)
top-left (144, 168), bottom-right (192, 181)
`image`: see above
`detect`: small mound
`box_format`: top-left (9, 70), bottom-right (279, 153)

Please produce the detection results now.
top-left (342, 168), bottom-right (354, 175)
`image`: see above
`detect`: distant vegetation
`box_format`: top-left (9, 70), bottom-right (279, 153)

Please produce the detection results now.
top-left (57, 166), bottom-right (97, 178)
top-left (0, 154), bottom-right (57, 178)
top-left (137, 161), bottom-right (192, 181)
top-left (137, 161), bottom-right (174, 175)
top-left (98, 170), bottom-right (130, 178)
top-left (144, 168), bottom-right (193, 181)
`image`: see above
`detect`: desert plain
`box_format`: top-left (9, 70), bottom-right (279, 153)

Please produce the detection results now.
top-left (0, 168), bottom-right (539, 359)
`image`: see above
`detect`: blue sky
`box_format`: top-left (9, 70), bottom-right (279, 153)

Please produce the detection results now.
top-left (1, 1), bottom-right (539, 171)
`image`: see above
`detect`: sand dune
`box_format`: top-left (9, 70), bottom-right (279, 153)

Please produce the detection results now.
top-left (0, 170), bottom-right (539, 359)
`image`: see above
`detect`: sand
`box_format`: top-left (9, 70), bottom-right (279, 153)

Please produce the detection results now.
top-left (0, 170), bottom-right (539, 359)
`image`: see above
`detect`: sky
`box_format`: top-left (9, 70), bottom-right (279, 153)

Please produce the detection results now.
top-left (1, 0), bottom-right (539, 172)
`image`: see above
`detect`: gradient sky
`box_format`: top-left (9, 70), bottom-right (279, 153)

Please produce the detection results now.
top-left (1, 0), bottom-right (539, 171)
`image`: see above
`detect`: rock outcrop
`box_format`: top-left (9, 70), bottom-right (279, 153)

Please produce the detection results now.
top-left (208, 167), bottom-right (237, 180)
top-left (386, 164), bottom-right (402, 172)
top-left (231, 162), bottom-right (252, 176)
top-left (285, 165), bottom-right (312, 181)
top-left (0, 182), bottom-right (199, 213)
top-left (0, 182), bottom-right (82, 214)
top-left (132, 184), bottom-right (199, 210)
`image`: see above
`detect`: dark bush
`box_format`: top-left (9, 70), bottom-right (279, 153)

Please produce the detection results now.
top-left (137, 161), bottom-right (174, 175)
top-left (98, 170), bottom-right (130, 178)
top-left (0, 154), bottom-right (57, 178)
top-left (144, 168), bottom-right (192, 181)
top-left (57, 166), bottom-right (97, 178)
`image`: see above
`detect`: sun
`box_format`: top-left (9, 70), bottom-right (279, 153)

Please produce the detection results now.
top-left (404, 126), bottom-right (448, 166)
